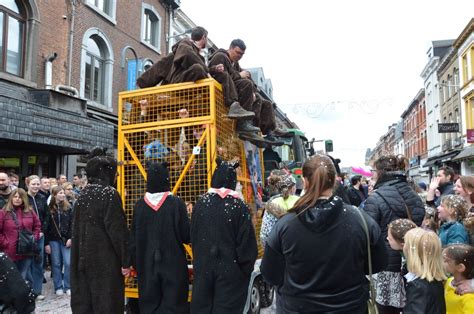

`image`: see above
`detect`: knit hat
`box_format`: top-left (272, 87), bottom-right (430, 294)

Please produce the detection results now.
top-left (210, 158), bottom-right (239, 190)
top-left (146, 161), bottom-right (170, 193)
top-left (85, 147), bottom-right (117, 186)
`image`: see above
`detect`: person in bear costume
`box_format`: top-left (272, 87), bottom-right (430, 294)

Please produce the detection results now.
top-left (128, 161), bottom-right (190, 313)
top-left (190, 158), bottom-right (258, 313)
top-left (70, 147), bottom-right (129, 314)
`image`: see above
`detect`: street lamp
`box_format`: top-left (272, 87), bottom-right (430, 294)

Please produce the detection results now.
top-left (166, 29), bottom-right (192, 52)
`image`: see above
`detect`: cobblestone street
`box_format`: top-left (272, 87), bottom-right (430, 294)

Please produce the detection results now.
top-left (35, 271), bottom-right (71, 314)
top-left (35, 271), bottom-right (275, 313)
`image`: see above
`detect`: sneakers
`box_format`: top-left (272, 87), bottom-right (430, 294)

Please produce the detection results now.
top-left (227, 102), bottom-right (255, 119)
top-left (236, 120), bottom-right (261, 133)
top-left (36, 294), bottom-right (45, 301)
top-left (55, 289), bottom-right (64, 296)
top-left (66, 289), bottom-right (71, 296)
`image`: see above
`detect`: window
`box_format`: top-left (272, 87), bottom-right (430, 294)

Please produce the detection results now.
top-left (80, 29), bottom-right (114, 108)
top-left (462, 54), bottom-right (469, 84)
top-left (0, 0), bottom-right (25, 76)
top-left (142, 59), bottom-right (153, 72)
top-left (453, 68), bottom-right (459, 92)
top-left (86, 0), bottom-right (116, 21)
top-left (447, 75), bottom-right (452, 99)
top-left (141, 4), bottom-right (161, 51)
top-left (85, 37), bottom-right (104, 103)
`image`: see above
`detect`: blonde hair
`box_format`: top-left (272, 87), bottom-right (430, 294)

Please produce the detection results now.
top-left (403, 228), bottom-right (447, 282)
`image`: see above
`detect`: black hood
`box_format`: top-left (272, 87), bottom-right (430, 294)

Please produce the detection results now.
top-left (85, 147), bottom-right (117, 186)
top-left (298, 195), bottom-right (344, 232)
top-left (210, 158), bottom-right (239, 190)
top-left (146, 162), bottom-right (170, 193)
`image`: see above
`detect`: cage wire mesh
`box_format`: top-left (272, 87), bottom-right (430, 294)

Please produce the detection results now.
top-left (118, 79), bottom-right (262, 294)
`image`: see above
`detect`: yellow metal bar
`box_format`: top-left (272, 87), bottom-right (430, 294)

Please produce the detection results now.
top-left (123, 137), bottom-right (147, 180)
top-left (117, 95), bottom-right (125, 204)
top-left (209, 83), bottom-right (217, 187)
top-left (125, 288), bottom-right (139, 299)
top-left (184, 244), bottom-right (193, 259)
top-left (121, 116), bottom-right (211, 132)
top-left (118, 78), bottom-right (221, 99)
top-left (172, 127), bottom-right (209, 194)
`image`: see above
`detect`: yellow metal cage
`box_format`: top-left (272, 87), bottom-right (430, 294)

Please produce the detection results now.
top-left (117, 78), bottom-right (264, 298)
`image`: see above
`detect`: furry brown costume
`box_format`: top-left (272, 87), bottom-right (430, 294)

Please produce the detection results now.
top-left (70, 148), bottom-right (129, 314)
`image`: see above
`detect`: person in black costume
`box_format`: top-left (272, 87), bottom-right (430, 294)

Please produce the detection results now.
top-left (190, 158), bottom-right (258, 314)
top-left (128, 162), bottom-right (190, 313)
top-left (70, 147), bottom-right (130, 314)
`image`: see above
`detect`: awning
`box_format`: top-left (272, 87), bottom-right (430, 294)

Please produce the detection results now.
top-left (422, 150), bottom-right (461, 167)
top-left (452, 145), bottom-right (474, 161)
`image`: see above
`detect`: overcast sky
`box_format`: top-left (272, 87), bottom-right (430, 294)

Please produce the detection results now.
top-left (180, 0), bottom-right (473, 167)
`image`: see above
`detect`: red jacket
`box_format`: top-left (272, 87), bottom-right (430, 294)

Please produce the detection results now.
top-left (0, 206), bottom-right (41, 261)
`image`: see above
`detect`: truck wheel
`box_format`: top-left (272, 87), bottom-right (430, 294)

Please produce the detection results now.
top-left (248, 276), bottom-right (262, 314)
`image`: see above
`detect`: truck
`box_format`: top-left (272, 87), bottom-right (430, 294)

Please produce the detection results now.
top-left (117, 78), bottom-right (273, 313)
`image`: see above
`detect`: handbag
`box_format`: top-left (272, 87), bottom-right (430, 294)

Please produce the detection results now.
top-left (51, 212), bottom-right (67, 245)
top-left (11, 211), bottom-right (37, 256)
top-left (354, 207), bottom-right (379, 314)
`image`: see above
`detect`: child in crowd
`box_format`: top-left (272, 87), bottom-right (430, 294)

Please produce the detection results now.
top-left (387, 218), bottom-right (417, 251)
top-left (442, 244), bottom-right (474, 313)
top-left (422, 205), bottom-right (439, 233)
top-left (403, 228), bottom-right (446, 314)
top-left (437, 194), bottom-right (469, 246)
top-left (387, 218), bottom-right (417, 274)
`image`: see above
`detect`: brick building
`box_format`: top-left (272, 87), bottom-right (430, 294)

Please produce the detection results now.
top-left (0, 0), bottom-right (181, 180)
top-left (401, 89), bottom-right (428, 182)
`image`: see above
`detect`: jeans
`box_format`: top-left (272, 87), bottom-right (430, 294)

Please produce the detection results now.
top-left (29, 234), bottom-right (44, 295)
top-left (14, 258), bottom-right (33, 281)
top-left (49, 240), bottom-right (71, 291)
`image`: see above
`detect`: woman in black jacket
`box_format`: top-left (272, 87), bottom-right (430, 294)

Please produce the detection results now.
top-left (261, 154), bottom-right (388, 313)
top-left (363, 155), bottom-right (425, 314)
top-left (44, 185), bottom-right (73, 296)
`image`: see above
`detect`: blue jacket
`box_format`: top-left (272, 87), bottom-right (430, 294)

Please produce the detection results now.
top-left (439, 221), bottom-right (469, 247)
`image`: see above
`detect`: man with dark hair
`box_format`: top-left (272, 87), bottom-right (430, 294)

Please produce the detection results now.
top-left (72, 173), bottom-right (82, 195)
top-left (426, 165), bottom-right (455, 207)
top-left (347, 175), bottom-right (366, 207)
top-left (0, 172), bottom-right (12, 209)
top-left (209, 39), bottom-right (283, 144)
top-left (57, 174), bottom-right (67, 185)
top-left (168, 26), bottom-right (219, 84)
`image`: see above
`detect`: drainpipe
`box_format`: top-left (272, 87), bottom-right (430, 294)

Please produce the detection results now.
top-left (167, 5), bottom-right (173, 53)
top-left (45, 52), bottom-right (58, 89)
top-left (67, 0), bottom-right (77, 86)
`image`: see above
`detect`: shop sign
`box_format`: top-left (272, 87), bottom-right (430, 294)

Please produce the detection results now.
top-left (438, 123), bottom-right (459, 133)
top-left (467, 129), bottom-right (474, 143)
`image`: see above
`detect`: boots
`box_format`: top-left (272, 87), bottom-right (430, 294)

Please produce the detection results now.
top-left (271, 128), bottom-right (292, 137)
top-left (238, 132), bottom-right (271, 148)
top-left (236, 120), bottom-right (261, 133)
top-left (264, 134), bottom-right (285, 146)
top-left (227, 101), bottom-right (255, 119)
